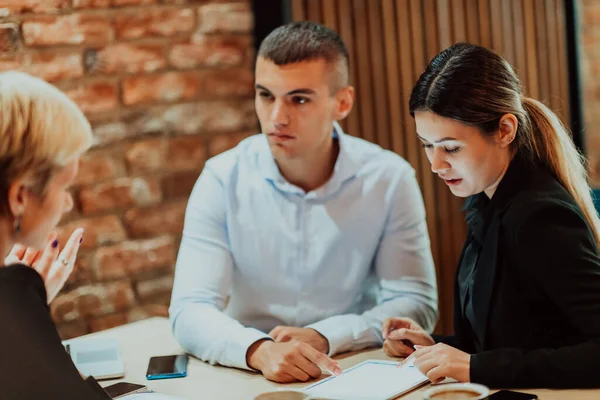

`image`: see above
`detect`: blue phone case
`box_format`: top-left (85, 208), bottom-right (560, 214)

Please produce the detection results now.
top-left (146, 371), bottom-right (187, 380)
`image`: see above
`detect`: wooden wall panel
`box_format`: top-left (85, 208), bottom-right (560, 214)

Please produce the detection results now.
top-left (291, 0), bottom-right (571, 334)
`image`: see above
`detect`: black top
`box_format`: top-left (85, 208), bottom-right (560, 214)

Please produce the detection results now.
top-left (0, 264), bottom-right (111, 399)
top-left (439, 153), bottom-right (600, 388)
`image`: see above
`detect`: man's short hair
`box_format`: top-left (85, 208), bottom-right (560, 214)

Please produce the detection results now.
top-left (257, 21), bottom-right (350, 92)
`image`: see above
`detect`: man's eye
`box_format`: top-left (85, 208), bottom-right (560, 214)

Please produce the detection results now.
top-left (293, 97), bottom-right (309, 104)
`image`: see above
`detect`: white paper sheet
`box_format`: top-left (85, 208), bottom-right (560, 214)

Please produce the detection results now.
top-left (304, 359), bottom-right (428, 400)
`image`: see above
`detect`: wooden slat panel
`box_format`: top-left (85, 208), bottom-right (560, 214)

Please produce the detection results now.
top-left (396, 0), bottom-right (421, 181)
top-left (535, 0), bottom-right (551, 104)
top-left (291, 0), bottom-right (306, 20)
top-left (436, 0), bottom-right (453, 49)
top-left (512, 0), bottom-right (528, 89)
top-left (478, 0), bottom-right (491, 47)
top-left (322, 0), bottom-right (338, 32)
top-left (556, 0), bottom-right (570, 125)
top-left (466, 0), bottom-right (480, 43)
top-left (489, 0), bottom-right (504, 53)
top-left (367, 1), bottom-right (391, 150)
top-left (546, 0), bottom-right (562, 113)
top-left (381, 0), bottom-right (405, 156)
top-left (524, 0), bottom-right (540, 99)
top-left (501, 0), bottom-right (515, 64)
top-left (306, 0), bottom-right (322, 22)
top-left (337, 0), bottom-right (360, 136)
top-left (352, 0), bottom-right (377, 142)
top-left (452, 0), bottom-right (467, 42)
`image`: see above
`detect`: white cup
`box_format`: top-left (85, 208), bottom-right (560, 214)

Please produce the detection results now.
top-left (422, 383), bottom-right (490, 400)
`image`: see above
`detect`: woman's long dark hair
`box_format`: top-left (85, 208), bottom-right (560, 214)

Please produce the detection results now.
top-left (409, 43), bottom-right (600, 245)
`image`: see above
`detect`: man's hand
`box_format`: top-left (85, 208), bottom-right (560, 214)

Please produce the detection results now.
top-left (269, 326), bottom-right (329, 354)
top-left (246, 339), bottom-right (341, 383)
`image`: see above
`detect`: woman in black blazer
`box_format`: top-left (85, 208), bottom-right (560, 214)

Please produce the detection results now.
top-left (383, 43), bottom-right (600, 389)
top-left (0, 72), bottom-right (110, 399)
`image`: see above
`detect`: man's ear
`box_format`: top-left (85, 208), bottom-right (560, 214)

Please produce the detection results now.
top-left (496, 113), bottom-right (519, 148)
top-left (334, 86), bottom-right (355, 121)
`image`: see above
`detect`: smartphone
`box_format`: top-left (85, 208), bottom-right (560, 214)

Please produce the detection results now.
top-left (103, 382), bottom-right (148, 398)
top-left (146, 354), bottom-right (188, 380)
top-left (488, 390), bottom-right (538, 400)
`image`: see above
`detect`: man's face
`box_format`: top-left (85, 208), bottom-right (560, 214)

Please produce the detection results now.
top-left (254, 57), bottom-right (351, 162)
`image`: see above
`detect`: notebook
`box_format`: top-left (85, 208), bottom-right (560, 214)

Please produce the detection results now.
top-left (304, 359), bottom-right (429, 400)
top-left (62, 337), bottom-right (125, 380)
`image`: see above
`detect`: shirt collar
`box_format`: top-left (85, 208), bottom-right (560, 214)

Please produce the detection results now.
top-left (258, 122), bottom-right (361, 196)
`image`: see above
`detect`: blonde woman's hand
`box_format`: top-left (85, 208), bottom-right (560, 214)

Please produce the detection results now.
top-left (5, 228), bottom-right (84, 303)
top-left (382, 317), bottom-right (435, 357)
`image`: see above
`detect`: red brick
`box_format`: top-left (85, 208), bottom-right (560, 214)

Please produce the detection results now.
top-left (0, 23), bottom-right (19, 52)
top-left (0, 52), bottom-right (84, 82)
top-left (55, 320), bottom-right (88, 340)
top-left (73, 0), bottom-right (157, 8)
top-left (162, 170), bottom-right (199, 199)
top-left (58, 215), bottom-right (127, 250)
top-left (208, 131), bottom-right (253, 156)
top-left (94, 236), bottom-right (176, 280)
top-left (137, 100), bottom-right (256, 136)
top-left (89, 312), bottom-right (128, 332)
top-left (79, 177), bottom-right (162, 214)
top-left (51, 281), bottom-right (136, 322)
top-left (84, 43), bottom-right (166, 75)
top-left (136, 274), bottom-right (174, 300)
top-left (169, 35), bottom-right (250, 68)
top-left (0, 0), bottom-right (69, 13)
top-left (64, 81), bottom-right (119, 114)
top-left (198, 2), bottom-right (252, 34)
top-left (122, 71), bottom-right (202, 105)
top-left (124, 138), bottom-right (167, 173)
top-left (76, 151), bottom-right (124, 185)
top-left (65, 252), bottom-right (92, 286)
top-left (202, 68), bottom-right (254, 98)
top-left (115, 8), bottom-right (195, 40)
top-left (91, 121), bottom-right (130, 147)
top-left (167, 135), bottom-right (206, 170)
top-left (124, 200), bottom-right (187, 238)
top-left (23, 14), bottom-right (113, 47)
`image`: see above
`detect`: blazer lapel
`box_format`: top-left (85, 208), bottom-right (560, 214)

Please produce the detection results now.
top-left (471, 213), bottom-right (501, 349)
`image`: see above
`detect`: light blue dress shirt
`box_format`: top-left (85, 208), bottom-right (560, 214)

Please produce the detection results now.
top-left (169, 123), bottom-right (438, 370)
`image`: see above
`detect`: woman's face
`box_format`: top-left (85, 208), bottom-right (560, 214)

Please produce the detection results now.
top-left (414, 111), bottom-right (514, 198)
top-left (17, 159), bottom-right (79, 249)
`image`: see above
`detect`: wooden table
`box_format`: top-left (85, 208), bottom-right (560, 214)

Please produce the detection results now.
top-left (86, 317), bottom-right (599, 399)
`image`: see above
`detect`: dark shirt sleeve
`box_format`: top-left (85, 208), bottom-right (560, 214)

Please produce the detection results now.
top-left (470, 201), bottom-right (600, 388)
top-left (0, 264), bottom-right (111, 400)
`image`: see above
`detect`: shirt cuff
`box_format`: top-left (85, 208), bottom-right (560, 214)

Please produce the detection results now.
top-left (305, 316), bottom-right (359, 356)
top-left (226, 327), bottom-right (272, 371)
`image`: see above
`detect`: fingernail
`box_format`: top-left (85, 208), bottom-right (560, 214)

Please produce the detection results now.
top-left (414, 345), bottom-right (424, 349)
top-left (333, 367), bottom-right (342, 376)
top-left (51, 240), bottom-right (58, 248)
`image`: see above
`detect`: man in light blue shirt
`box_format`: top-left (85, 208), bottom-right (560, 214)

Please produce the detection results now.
top-left (169, 21), bottom-right (438, 383)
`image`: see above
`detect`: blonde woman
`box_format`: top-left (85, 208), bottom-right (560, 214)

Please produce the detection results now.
top-left (0, 72), bottom-right (110, 399)
top-left (383, 43), bottom-right (600, 389)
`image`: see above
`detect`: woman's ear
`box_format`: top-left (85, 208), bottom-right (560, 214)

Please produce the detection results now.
top-left (496, 113), bottom-right (519, 148)
top-left (7, 181), bottom-right (28, 219)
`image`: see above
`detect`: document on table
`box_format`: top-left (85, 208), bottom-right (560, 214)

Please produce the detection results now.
top-left (304, 359), bottom-right (429, 400)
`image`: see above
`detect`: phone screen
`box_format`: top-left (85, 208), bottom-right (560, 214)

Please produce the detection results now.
top-left (146, 354), bottom-right (188, 380)
top-left (104, 382), bottom-right (147, 398)
top-left (488, 390), bottom-right (538, 400)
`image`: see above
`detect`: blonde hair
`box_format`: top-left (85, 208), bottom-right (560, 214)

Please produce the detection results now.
top-left (0, 71), bottom-right (92, 212)
top-left (410, 43), bottom-right (600, 246)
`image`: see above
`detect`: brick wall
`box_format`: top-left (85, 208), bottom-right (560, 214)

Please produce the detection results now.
top-left (582, 0), bottom-right (600, 186)
top-left (0, 0), bottom-right (256, 338)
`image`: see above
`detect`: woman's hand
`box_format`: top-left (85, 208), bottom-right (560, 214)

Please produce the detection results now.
top-left (382, 317), bottom-right (435, 357)
top-left (5, 228), bottom-right (84, 303)
top-left (406, 343), bottom-right (471, 383)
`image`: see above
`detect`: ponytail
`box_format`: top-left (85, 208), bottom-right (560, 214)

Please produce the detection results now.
top-left (522, 97), bottom-right (600, 247)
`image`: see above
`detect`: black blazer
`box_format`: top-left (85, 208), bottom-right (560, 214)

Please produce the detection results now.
top-left (444, 154), bottom-right (600, 389)
top-left (0, 265), bottom-right (110, 399)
